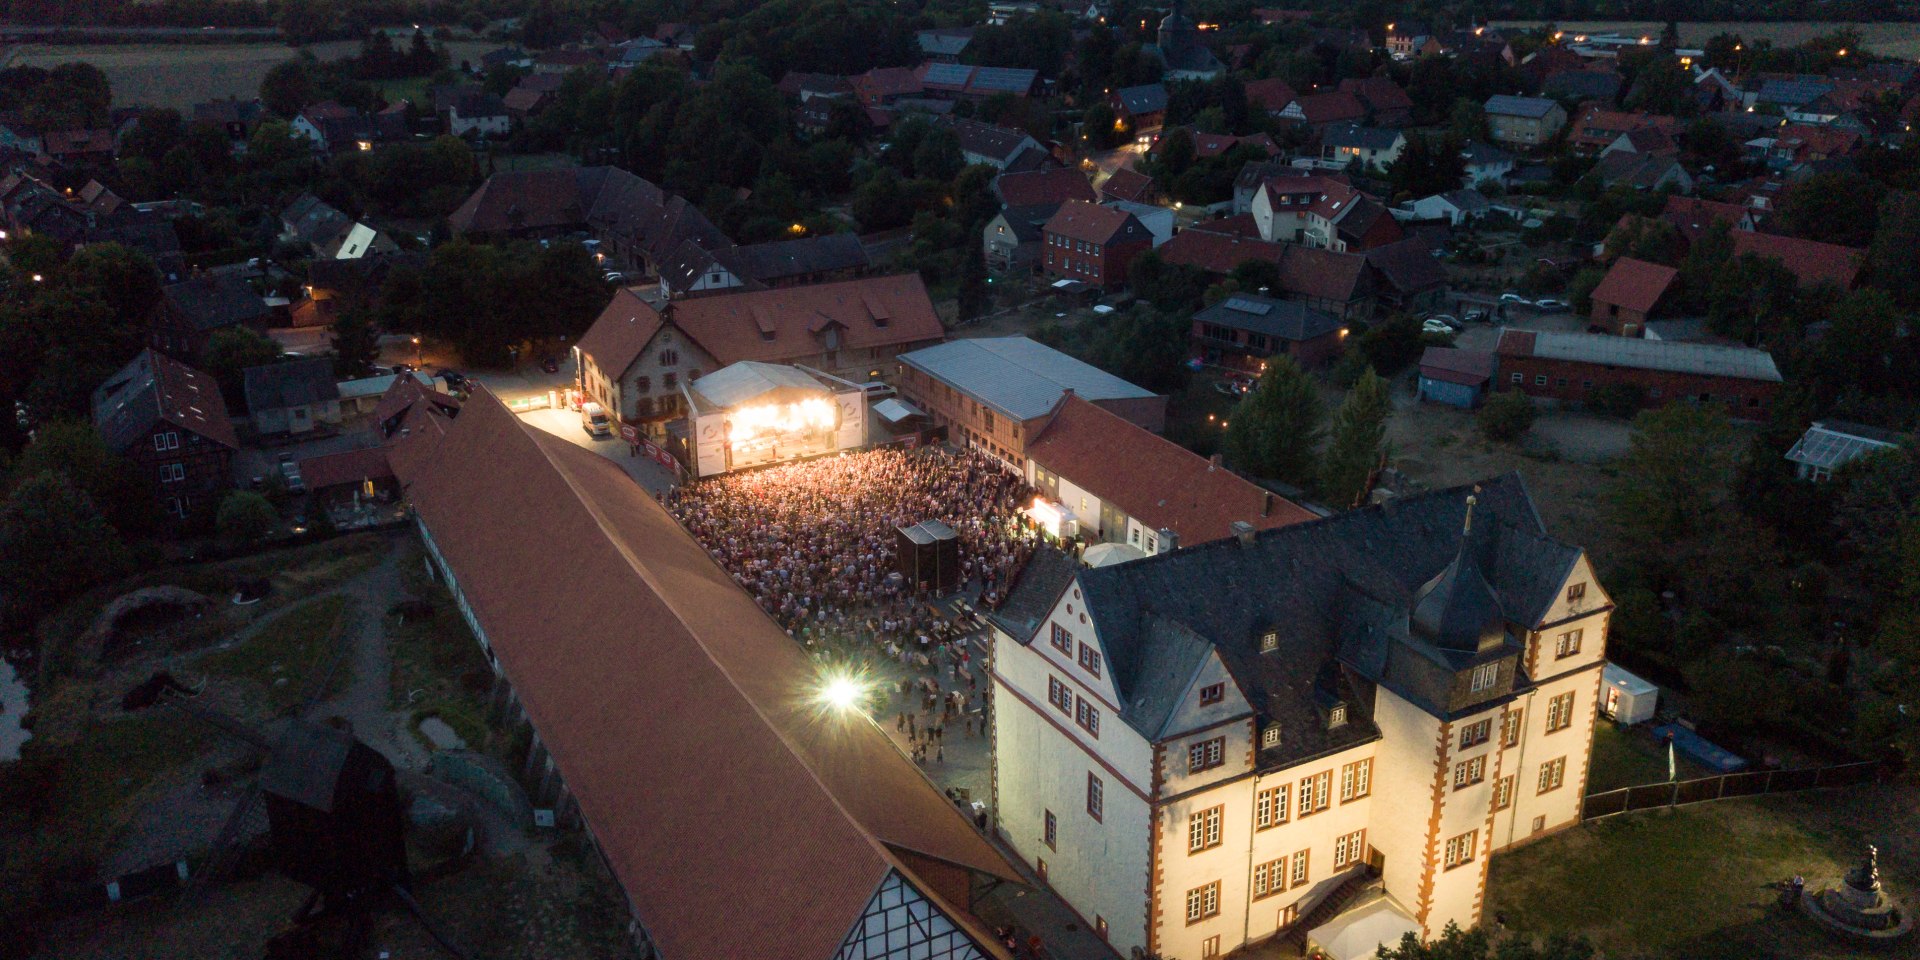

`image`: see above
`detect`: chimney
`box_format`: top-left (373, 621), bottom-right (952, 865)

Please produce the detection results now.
top-left (1262, 491), bottom-right (1274, 518)
top-left (1231, 520), bottom-right (1256, 546)
top-left (1208, 453), bottom-right (1222, 471)
top-left (1157, 528), bottom-right (1179, 554)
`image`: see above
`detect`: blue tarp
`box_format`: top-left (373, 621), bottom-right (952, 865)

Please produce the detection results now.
top-left (1653, 723), bottom-right (1748, 773)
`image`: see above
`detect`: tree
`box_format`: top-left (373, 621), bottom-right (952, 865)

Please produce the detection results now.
top-left (1477, 389), bottom-right (1537, 442)
top-left (1772, 171), bottom-right (1882, 248)
top-left (1126, 250), bottom-right (1207, 312)
top-left (1376, 922), bottom-right (1595, 960)
top-left (1319, 368), bottom-right (1390, 508)
top-left (60, 244), bottom-right (161, 323)
top-left (216, 490), bottom-right (278, 545)
top-left (7, 420), bottom-right (154, 539)
top-left (1152, 127), bottom-right (1196, 181)
top-left (260, 57), bottom-right (316, 118)
top-left (329, 306), bottom-right (381, 379)
top-left (1224, 357), bottom-right (1322, 488)
top-left (201, 327), bottom-right (281, 410)
top-left (0, 472), bottom-right (130, 631)
top-left (1867, 190), bottom-right (1920, 309)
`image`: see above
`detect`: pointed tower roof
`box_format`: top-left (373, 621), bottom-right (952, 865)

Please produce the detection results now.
top-left (1409, 493), bottom-right (1507, 652)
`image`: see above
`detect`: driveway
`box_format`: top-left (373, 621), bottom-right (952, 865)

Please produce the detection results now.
top-left (517, 408), bottom-right (678, 495)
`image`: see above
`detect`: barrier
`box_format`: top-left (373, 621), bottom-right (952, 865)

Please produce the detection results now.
top-left (1581, 760), bottom-right (1883, 821)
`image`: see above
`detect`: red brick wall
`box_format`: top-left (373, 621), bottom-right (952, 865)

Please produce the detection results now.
top-left (1497, 354), bottom-right (1777, 418)
top-left (1588, 300), bottom-right (1650, 336)
top-left (1042, 234), bottom-right (1150, 291)
top-left (1092, 394), bottom-right (1168, 434)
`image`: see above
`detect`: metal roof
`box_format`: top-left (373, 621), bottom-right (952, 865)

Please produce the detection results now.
top-left (688, 361), bottom-right (831, 410)
top-left (1784, 420), bottom-right (1904, 470)
top-left (898, 336), bottom-right (1156, 420)
top-left (919, 62), bottom-right (973, 86)
top-left (1519, 330), bottom-right (1783, 382)
top-left (969, 66), bottom-right (1039, 92)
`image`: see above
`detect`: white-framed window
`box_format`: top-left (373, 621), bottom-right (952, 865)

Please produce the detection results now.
top-left (1333, 829), bottom-right (1367, 868)
top-left (1492, 775), bottom-right (1515, 811)
top-left (1074, 698), bottom-right (1100, 737)
top-left (1255, 784), bottom-right (1289, 829)
top-left (1259, 629), bottom-right (1279, 652)
top-left (1546, 692), bottom-right (1576, 732)
top-left (1298, 771), bottom-right (1331, 815)
top-left (1289, 849), bottom-right (1309, 886)
top-left (1047, 676), bottom-right (1072, 715)
top-left (1187, 737), bottom-right (1225, 774)
top-left (152, 431), bottom-right (180, 451)
top-left (1086, 772), bottom-right (1103, 821)
top-left (1470, 662), bottom-right (1499, 693)
top-left (1443, 829), bottom-right (1478, 870)
top-left (1556, 629), bottom-right (1583, 659)
top-left (1252, 858), bottom-right (1286, 899)
top-left (1453, 755), bottom-right (1486, 790)
top-left (160, 462), bottom-right (186, 483)
top-left (1501, 709), bottom-right (1524, 747)
top-left (1538, 757), bottom-right (1567, 793)
top-left (1199, 682), bottom-right (1225, 706)
top-left (1185, 881), bottom-right (1220, 923)
top-left (1261, 724), bottom-right (1281, 748)
top-left (1043, 810), bottom-right (1056, 850)
top-left (1187, 806), bottom-right (1222, 853)
top-left (1340, 759), bottom-right (1371, 801)
top-left (1460, 719), bottom-right (1492, 749)
top-left (1050, 622), bottom-right (1072, 653)
top-left (1077, 641), bottom-right (1103, 677)
top-left (1329, 704), bottom-right (1347, 727)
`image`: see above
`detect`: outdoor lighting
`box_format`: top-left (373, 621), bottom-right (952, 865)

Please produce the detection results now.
top-left (1025, 496), bottom-right (1066, 538)
top-left (1339, 328), bottom-right (1350, 337)
top-left (789, 222), bottom-right (806, 235)
top-left (1838, 48), bottom-right (1848, 57)
top-left (30, 273), bottom-right (41, 282)
top-left (357, 140), bottom-right (372, 151)
top-left (814, 668), bottom-right (871, 713)
top-left (0, 229), bottom-right (8, 239)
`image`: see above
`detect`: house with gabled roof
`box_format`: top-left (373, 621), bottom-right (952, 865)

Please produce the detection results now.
top-left (449, 165), bottom-right (730, 278)
top-left (989, 473), bottom-right (1611, 959)
top-left (1484, 95), bottom-right (1567, 148)
top-left (1042, 200), bottom-right (1153, 290)
top-left (1191, 291), bottom-right (1346, 370)
top-left (1588, 257), bottom-right (1677, 336)
top-left (151, 273), bottom-right (271, 357)
top-left (92, 349), bottom-right (238, 524)
top-left (1336, 77), bottom-right (1415, 127)
top-left (1251, 175), bottom-right (1404, 252)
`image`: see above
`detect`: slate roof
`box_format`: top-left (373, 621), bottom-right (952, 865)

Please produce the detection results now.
top-left (1191, 292), bottom-right (1340, 342)
top-left (388, 391), bottom-right (1019, 960)
top-left (91, 349), bottom-right (238, 452)
top-left (244, 358), bottom-right (342, 413)
top-left (1497, 328), bottom-right (1783, 382)
top-left (939, 116), bottom-right (1038, 164)
top-left (997, 167), bottom-right (1095, 207)
top-left (1484, 94), bottom-right (1560, 119)
top-left (448, 166), bottom-right (731, 267)
top-left (997, 474), bottom-right (1579, 755)
top-left (726, 233), bottom-right (870, 283)
top-left (897, 337), bottom-right (1156, 421)
top-left (916, 27), bottom-right (974, 58)
top-left (1114, 84), bottom-right (1169, 116)
top-left (1660, 195), bottom-right (1751, 242)
top-left (161, 274), bottom-right (269, 331)
top-left (1364, 237), bottom-right (1448, 297)
top-left (282, 193), bottom-right (351, 247)
top-left (1337, 76), bottom-right (1414, 115)
top-left (1591, 257), bottom-right (1678, 315)
top-left (1592, 150), bottom-right (1686, 190)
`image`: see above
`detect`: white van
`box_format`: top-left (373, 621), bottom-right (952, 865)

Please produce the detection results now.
top-left (581, 402), bottom-right (613, 438)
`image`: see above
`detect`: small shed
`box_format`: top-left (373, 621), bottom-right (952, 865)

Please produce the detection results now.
top-left (1416, 346), bottom-right (1495, 408)
top-left (1601, 663), bottom-right (1658, 725)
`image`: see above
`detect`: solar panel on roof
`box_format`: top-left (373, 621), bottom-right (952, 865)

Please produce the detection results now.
top-left (1224, 297), bottom-right (1272, 315)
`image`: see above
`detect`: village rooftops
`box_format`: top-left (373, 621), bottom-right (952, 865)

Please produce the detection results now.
top-left (1590, 257), bottom-right (1678, 315)
top-left (1192, 293), bottom-right (1341, 343)
top-left (997, 167), bottom-right (1095, 208)
top-left (91, 348), bottom-right (238, 452)
top-left (1114, 83), bottom-right (1169, 115)
top-left (898, 336), bottom-right (1156, 421)
top-left (1484, 94), bottom-right (1561, 118)
top-left (1497, 329), bottom-right (1783, 383)
top-left (1042, 199), bottom-right (1149, 246)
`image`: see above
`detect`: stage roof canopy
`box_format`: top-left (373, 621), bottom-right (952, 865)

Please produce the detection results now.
top-left (689, 361), bottom-right (832, 410)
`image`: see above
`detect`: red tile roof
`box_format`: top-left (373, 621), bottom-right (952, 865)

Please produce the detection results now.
top-left (1418, 346), bottom-right (1495, 386)
top-left (574, 286), bottom-right (667, 377)
top-left (1043, 199), bottom-right (1145, 245)
top-left (1028, 394), bottom-right (1313, 543)
top-left (1287, 91), bottom-right (1366, 125)
top-left (1731, 231), bottom-right (1863, 289)
top-left (1660, 195), bottom-right (1751, 242)
top-left (1244, 78), bottom-right (1297, 114)
top-left (851, 66), bottom-right (923, 103)
top-left (996, 167), bottom-right (1095, 207)
top-left (1591, 257), bottom-right (1678, 314)
top-left (1158, 226), bottom-right (1286, 275)
top-left (1337, 76), bottom-right (1414, 114)
top-left (44, 128), bottom-right (114, 156)
top-left (1099, 167), bottom-right (1156, 204)
top-left (667, 274), bottom-right (945, 368)
top-left (372, 374), bottom-right (460, 429)
top-left (390, 391), bottom-right (1019, 960)
top-left (1189, 130), bottom-right (1278, 159)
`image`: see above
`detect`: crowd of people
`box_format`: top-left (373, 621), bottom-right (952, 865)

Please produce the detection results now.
top-left (664, 445), bottom-right (1040, 641)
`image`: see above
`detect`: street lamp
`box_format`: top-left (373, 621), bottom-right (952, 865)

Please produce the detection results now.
top-left (412, 336), bottom-right (422, 367)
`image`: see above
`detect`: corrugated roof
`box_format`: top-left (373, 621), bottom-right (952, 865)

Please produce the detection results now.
top-left (1501, 328), bottom-right (1783, 382)
top-left (390, 391), bottom-right (1019, 960)
top-left (899, 336), bottom-right (1156, 420)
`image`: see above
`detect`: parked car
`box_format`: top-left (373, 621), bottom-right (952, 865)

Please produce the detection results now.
top-left (277, 454), bottom-right (306, 493)
top-left (540, 356), bottom-right (560, 374)
top-left (1427, 314), bottom-right (1463, 331)
top-left (1498, 292), bottom-right (1529, 305)
top-left (603, 271), bottom-right (626, 284)
top-left (1535, 298), bottom-right (1570, 312)
top-left (391, 363), bottom-right (413, 374)
top-left (860, 381), bottom-right (895, 400)
top-left (1422, 319), bottom-right (1457, 337)
top-left (1463, 308), bottom-right (1489, 323)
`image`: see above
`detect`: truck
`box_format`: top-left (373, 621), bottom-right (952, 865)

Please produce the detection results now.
top-left (581, 401), bottom-right (612, 439)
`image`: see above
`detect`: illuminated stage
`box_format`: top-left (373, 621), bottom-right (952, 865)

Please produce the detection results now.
top-left (678, 362), bottom-right (867, 477)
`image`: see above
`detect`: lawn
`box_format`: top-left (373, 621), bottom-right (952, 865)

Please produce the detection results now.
top-left (1486, 785), bottom-right (1919, 959)
top-left (1585, 721), bottom-right (1711, 794)
top-left (197, 595), bottom-right (352, 714)
top-left (390, 542), bottom-right (496, 751)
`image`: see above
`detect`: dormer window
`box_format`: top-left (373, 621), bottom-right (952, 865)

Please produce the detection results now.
top-left (1259, 630), bottom-right (1278, 653)
top-left (1469, 662), bottom-right (1499, 693)
top-left (1261, 725), bottom-right (1281, 748)
top-left (1328, 704), bottom-right (1347, 728)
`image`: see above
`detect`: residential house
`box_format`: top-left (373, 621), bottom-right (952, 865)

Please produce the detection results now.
top-left (91, 349), bottom-right (238, 524)
top-left (1600, 125), bottom-right (1679, 159)
top-left (1405, 189), bottom-right (1492, 226)
top-left (1159, 224), bottom-right (1379, 320)
top-left (941, 116), bottom-right (1049, 170)
top-left (385, 391), bottom-right (1023, 960)
top-left (290, 100), bottom-right (406, 152)
top-left (531, 48), bottom-right (603, 75)
top-left (1784, 420), bottom-right (1907, 481)
top-left (1483, 96), bottom-right (1567, 148)
top-left (151, 273), bottom-right (271, 357)
top-left (1337, 77), bottom-right (1416, 127)
top-left (895, 336), bottom-right (1164, 465)
top-left (656, 234), bottom-right (874, 297)
top-left (1417, 346), bottom-right (1496, 408)
top-left (851, 67), bottom-right (925, 107)
top-left (917, 27), bottom-right (974, 62)
top-left (1659, 196), bottom-right (1754, 244)
top-left (1386, 20), bottom-right (1437, 58)
top-left (449, 166), bottom-right (731, 279)
top-left (777, 71), bottom-right (854, 102)
top-left (1568, 107), bottom-right (1678, 156)
top-left (1319, 124), bottom-right (1406, 172)
top-left (1588, 257), bottom-right (1677, 336)
top-left (1364, 238), bottom-right (1449, 314)
top-left (1251, 175), bottom-right (1404, 252)
top-left (989, 474), bottom-right (1610, 959)
top-left (917, 63), bottom-right (1042, 101)
top-left (1188, 130), bottom-right (1279, 160)
top-left (191, 97), bottom-right (266, 152)
top-left (1113, 84), bottom-right (1170, 139)
top-left (1042, 200), bottom-right (1153, 291)
top-left (1244, 79), bottom-right (1299, 119)
top-left (1276, 91), bottom-right (1368, 131)
top-left (0, 169), bottom-right (184, 277)
top-left (1730, 232), bottom-right (1863, 290)
top-left (1542, 69), bottom-right (1624, 104)
top-left (1497, 329), bottom-right (1781, 417)
top-left (1024, 393), bottom-right (1313, 552)
top-left (1102, 200), bottom-right (1174, 248)
top-left (985, 204), bottom-right (1058, 274)
top-left (43, 128), bottom-right (115, 165)
top-left (1232, 162), bottom-right (1337, 215)
top-left (574, 274), bottom-right (944, 433)
top-left (1589, 151), bottom-right (1692, 193)
top-left (1190, 292), bottom-right (1346, 371)
top-left (244, 358), bottom-right (343, 435)
top-left (433, 86), bottom-right (511, 138)
top-left (998, 167), bottom-right (1097, 208)
top-left (1100, 168), bottom-right (1158, 205)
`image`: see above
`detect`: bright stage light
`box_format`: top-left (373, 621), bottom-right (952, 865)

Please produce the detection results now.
top-left (817, 671), bottom-right (867, 712)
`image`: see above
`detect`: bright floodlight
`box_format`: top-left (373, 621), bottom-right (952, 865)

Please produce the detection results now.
top-left (819, 674), bottom-right (865, 712)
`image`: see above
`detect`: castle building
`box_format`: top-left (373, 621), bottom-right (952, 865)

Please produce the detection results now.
top-left (987, 475), bottom-right (1609, 959)
top-left (1148, 0), bottom-right (1224, 81)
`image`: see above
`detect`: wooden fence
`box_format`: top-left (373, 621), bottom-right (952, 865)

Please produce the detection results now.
top-left (1581, 760), bottom-right (1884, 821)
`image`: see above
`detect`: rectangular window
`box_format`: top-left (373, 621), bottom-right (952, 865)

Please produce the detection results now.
top-left (1252, 857), bottom-right (1287, 899)
top-left (1443, 830), bottom-right (1478, 870)
top-left (1075, 698), bottom-right (1101, 737)
top-left (1290, 848), bottom-right (1310, 887)
top-left (1298, 771), bottom-right (1331, 816)
top-left (1329, 704), bottom-right (1347, 727)
top-left (1050, 622), bottom-right (1073, 653)
top-left (1453, 755), bottom-right (1486, 790)
top-left (1510, 372), bottom-right (1523, 383)
top-left (1044, 810), bottom-right (1057, 850)
top-left (160, 463), bottom-right (186, 483)
top-left (152, 431), bottom-right (180, 451)
top-left (1255, 784), bottom-right (1290, 829)
top-left (1078, 642), bottom-right (1103, 677)
top-left (1492, 775), bottom-right (1515, 811)
top-left (1261, 725), bottom-right (1281, 748)
top-left (1187, 806), bottom-right (1223, 853)
top-left (1460, 719), bottom-right (1492, 749)
top-left (1546, 692), bottom-right (1576, 732)
top-left (1199, 682), bottom-right (1225, 706)
top-left (1188, 737), bottom-right (1225, 774)
top-left (1538, 757), bottom-right (1567, 794)
top-left (1339, 759), bottom-right (1371, 802)
top-left (1333, 829), bottom-right (1367, 868)
top-left (663, 372), bottom-right (677, 388)
top-left (1259, 629), bottom-right (1279, 652)
top-left (1567, 582), bottom-right (1586, 603)
top-left (1534, 375), bottom-right (1548, 386)
top-left (1556, 629), bottom-right (1583, 659)
top-left (1202, 935), bottom-right (1221, 958)
top-left (1485, 707), bottom-right (1515, 748)
top-left (1470, 662), bottom-right (1499, 693)
top-left (1047, 676), bottom-right (1072, 715)
top-left (1087, 773), bottom-right (1103, 821)
top-left (1185, 881), bottom-right (1220, 924)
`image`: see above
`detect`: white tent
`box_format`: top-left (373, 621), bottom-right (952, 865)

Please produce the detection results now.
top-left (1308, 896), bottom-right (1421, 960)
top-left (1602, 663), bottom-right (1658, 725)
top-left (1082, 542), bottom-right (1148, 568)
